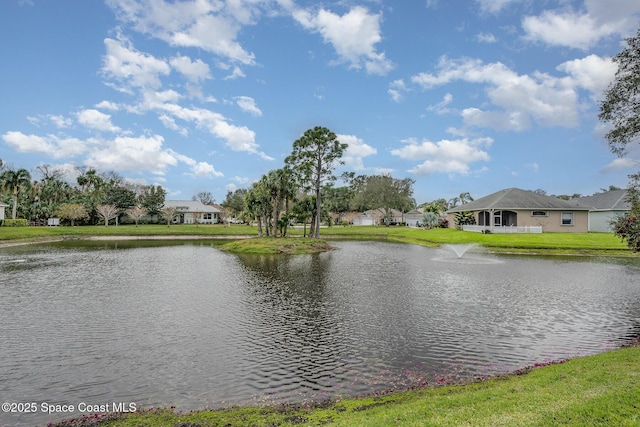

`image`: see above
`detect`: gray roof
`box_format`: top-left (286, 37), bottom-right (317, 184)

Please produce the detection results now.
top-left (572, 190), bottom-right (631, 211)
top-left (164, 200), bottom-right (220, 213)
top-left (447, 188), bottom-right (589, 213)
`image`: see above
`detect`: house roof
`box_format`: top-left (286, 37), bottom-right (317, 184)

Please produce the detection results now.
top-left (572, 190), bottom-right (631, 211)
top-left (164, 200), bottom-right (220, 213)
top-left (0, 202), bottom-right (8, 207)
top-left (447, 188), bottom-right (589, 213)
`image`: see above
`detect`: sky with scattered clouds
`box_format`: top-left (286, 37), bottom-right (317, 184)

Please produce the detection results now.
top-left (2, 0), bottom-right (640, 203)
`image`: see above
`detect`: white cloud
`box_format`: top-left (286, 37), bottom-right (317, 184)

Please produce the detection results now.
top-left (522, 1), bottom-right (640, 49)
top-left (2, 131), bottom-right (87, 158)
top-left (86, 134), bottom-right (179, 174)
top-left (388, 79), bottom-right (408, 103)
top-left (427, 93), bottom-right (454, 115)
top-left (155, 102), bottom-right (271, 159)
top-left (106, 0), bottom-right (256, 66)
top-left (101, 36), bottom-right (171, 91)
top-left (475, 0), bottom-right (519, 14)
top-left (601, 157), bottom-right (639, 173)
top-left (190, 161), bottom-right (223, 178)
top-left (411, 57), bottom-right (580, 130)
top-left (235, 96), bottom-right (262, 116)
top-left (158, 114), bottom-right (189, 136)
top-left (76, 109), bottom-right (121, 133)
top-left (336, 134), bottom-right (377, 170)
top-left (3, 131), bottom-right (56, 155)
top-left (522, 11), bottom-right (616, 50)
top-left (556, 54), bottom-right (617, 100)
top-left (95, 100), bottom-right (120, 111)
top-left (48, 115), bottom-right (73, 128)
top-left (293, 6), bottom-right (394, 75)
top-left (475, 32), bottom-right (497, 43)
top-left (391, 136), bottom-right (492, 175)
top-left (170, 54), bottom-right (211, 82)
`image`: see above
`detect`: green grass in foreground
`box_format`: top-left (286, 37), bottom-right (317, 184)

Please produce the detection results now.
top-left (52, 345), bottom-right (640, 427)
top-left (220, 237), bottom-right (334, 254)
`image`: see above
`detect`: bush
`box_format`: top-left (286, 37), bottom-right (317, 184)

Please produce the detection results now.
top-left (611, 213), bottom-right (640, 252)
top-left (2, 218), bottom-right (28, 227)
top-left (454, 211), bottom-right (475, 229)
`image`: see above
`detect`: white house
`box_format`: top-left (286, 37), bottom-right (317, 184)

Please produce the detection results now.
top-left (163, 200), bottom-right (221, 224)
top-left (0, 202), bottom-right (8, 222)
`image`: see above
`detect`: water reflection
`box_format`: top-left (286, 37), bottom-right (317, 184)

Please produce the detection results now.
top-left (1, 240), bottom-right (639, 426)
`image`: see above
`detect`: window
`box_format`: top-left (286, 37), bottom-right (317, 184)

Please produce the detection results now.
top-left (561, 212), bottom-right (573, 226)
top-left (203, 213), bottom-right (212, 220)
top-left (531, 211), bottom-right (547, 217)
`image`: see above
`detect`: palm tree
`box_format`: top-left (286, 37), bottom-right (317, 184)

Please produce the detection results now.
top-left (1, 168), bottom-right (32, 219)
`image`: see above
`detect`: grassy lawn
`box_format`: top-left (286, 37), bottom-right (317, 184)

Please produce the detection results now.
top-left (0, 223), bottom-right (257, 242)
top-left (50, 345), bottom-right (640, 427)
top-left (220, 237), bottom-right (334, 254)
top-left (0, 224), bottom-right (635, 255)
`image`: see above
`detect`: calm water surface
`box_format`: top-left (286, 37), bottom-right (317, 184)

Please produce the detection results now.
top-left (1, 240), bottom-right (639, 426)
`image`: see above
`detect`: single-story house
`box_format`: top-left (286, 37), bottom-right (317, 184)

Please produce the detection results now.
top-left (572, 190), bottom-right (631, 232)
top-left (446, 188), bottom-right (590, 232)
top-left (163, 200), bottom-right (221, 224)
top-left (352, 210), bottom-right (379, 226)
top-left (404, 208), bottom-right (424, 227)
top-left (352, 208), bottom-right (404, 226)
top-left (0, 201), bottom-right (8, 221)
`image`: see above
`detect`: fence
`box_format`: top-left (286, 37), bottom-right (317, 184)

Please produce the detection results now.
top-left (463, 225), bottom-right (543, 234)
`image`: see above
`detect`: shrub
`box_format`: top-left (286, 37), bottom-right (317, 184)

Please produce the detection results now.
top-left (454, 211), bottom-right (475, 229)
top-left (2, 218), bottom-right (28, 227)
top-left (611, 213), bottom-right (640, 252)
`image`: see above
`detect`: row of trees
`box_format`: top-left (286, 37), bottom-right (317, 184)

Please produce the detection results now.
top-left (0, 161), bottom-right (169, 226)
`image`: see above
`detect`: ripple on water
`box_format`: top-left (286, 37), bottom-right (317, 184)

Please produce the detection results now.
top-left (1, 241), bottom-right (640, 426)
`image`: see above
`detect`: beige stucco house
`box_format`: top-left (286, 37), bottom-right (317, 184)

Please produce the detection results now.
top-left (446, 188), bottom-right (590, 232)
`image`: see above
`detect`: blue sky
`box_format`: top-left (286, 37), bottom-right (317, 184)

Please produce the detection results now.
top-left (2, 0), bottom-right (640, 204)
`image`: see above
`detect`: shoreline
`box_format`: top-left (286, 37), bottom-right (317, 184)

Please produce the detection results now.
top-left (0, 234), bottom-right (254, 249)
top-left (45, 343), bottom-right (640, 427)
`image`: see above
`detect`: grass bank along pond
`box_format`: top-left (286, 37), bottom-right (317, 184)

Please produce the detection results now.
top-left (1, 238), bottom-right (639, 426)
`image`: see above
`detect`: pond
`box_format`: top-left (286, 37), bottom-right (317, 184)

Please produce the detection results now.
top-left (1, 240), bottom-right (639, 426)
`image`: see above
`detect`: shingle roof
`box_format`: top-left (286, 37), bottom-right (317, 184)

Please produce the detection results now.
top-left (164, 200), bottom-right (220, 213)
top-left (447, 188), bottom-right (589, 213)
top-left (572, 190), bottom-right (631, 211)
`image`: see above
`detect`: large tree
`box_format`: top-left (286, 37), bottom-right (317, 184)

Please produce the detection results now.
top-left (138, 185), bottom-right (166, 220)
top-left (222, 188), bottom-right (247, 217)
top-left (96, 204), bottom-right (118, 226)
top-left (599, 25), bottom-right (640, 251)
top-left (599, 26), bottom-right (640, 156)
top-left (352, 174), bottom-right (415, 226)
top-left (285, 126), bottom-right (347, 238)
top-left (244, 183), bottom-right (270, 237)
top-left (54, 203), bottom-right (88, 226)
top-left (193, 191), bottom-right (215, 205)
top-left (1, 168), bottom-right (32, 219)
